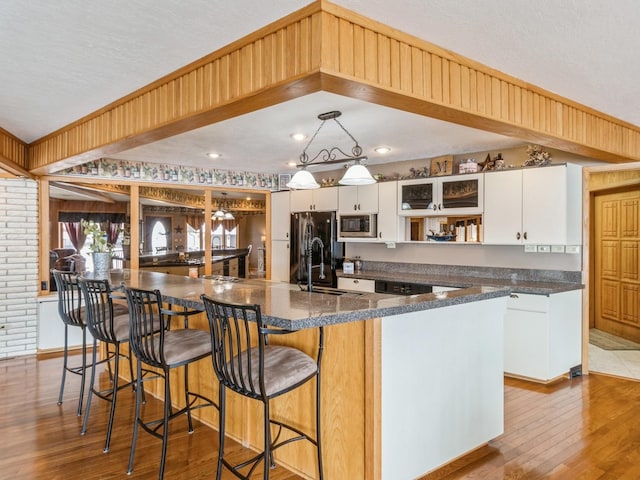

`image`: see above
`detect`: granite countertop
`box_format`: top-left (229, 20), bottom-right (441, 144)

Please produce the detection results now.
top-left (100, 269), bottom-right (510, 330)
top-left (337, 265), bottom-right (584, 295)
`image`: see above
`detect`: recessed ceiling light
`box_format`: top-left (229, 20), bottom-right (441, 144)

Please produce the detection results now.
top-left (206, 152), bottom-right (221, 159)
top-left (290, 133), bottom-right (307, 141)
top-left (374, 146), bottom-right (391, 154)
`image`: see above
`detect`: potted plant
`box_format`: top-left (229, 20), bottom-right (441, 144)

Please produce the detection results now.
top-left (81, 220), bottom-right (113, 273)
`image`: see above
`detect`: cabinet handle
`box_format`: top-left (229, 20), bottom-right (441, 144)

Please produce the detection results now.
top-left (438, 204), bottom-right (442, 210)
top-left (358, 204), bottom-right (361, 210)
top-left (523, 232), bottom-right (527, 240)
top-left (510, 293), bottom-right (519, 298)
top-left (379, 232), bottom-right (382, 238)
top-left (286, 232), bottom-right (288, 238)
top-left (516, 232), bottom-right (521, 240)
top-left (354, 279), bottom-right (359, 283)
top-left (354, 204), bottom-right (357, 210)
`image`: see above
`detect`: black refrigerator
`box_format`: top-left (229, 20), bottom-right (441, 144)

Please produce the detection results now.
top-left (290, 211), bottom-right (343, 289)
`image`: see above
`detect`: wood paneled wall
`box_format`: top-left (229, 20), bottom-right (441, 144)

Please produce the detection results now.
top-left (26, 0), bottom-right (640, 175)
top-left (0, 127), bottom-right (31, 177)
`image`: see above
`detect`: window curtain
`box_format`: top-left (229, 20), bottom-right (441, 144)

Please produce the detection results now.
top-left (185, 214), bottom-right (204, 230)
top-left (106, 222), bottom-right (120, 245)
top-left (63, 222), bottom-right (87, 252)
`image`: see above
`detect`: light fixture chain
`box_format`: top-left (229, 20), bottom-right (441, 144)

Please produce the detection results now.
top-left (300, 120), bottom-right (327, 164)
top-left (333, 117), bottom-right (362, 157)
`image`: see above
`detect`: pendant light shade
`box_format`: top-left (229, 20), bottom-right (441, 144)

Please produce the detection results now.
top-left (339, 163), bottom-right (376, 185)
top-left (286, 169), bottom-right (320, 190)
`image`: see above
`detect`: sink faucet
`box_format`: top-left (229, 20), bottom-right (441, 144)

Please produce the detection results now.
top-left (306, 234), bottom-right (325, 292)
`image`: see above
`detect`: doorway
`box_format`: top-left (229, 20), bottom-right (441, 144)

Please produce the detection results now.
top-left (586, 166), bottom-right (640, 379)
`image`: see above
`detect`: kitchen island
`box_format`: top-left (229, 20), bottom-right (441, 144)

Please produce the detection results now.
top-left (103, 269), bottom-right (510, 480)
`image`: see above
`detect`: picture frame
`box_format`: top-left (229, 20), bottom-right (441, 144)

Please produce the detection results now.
top-left (278, 173), bottom-right (291, 190)
top-left (430, 154), bottom-right (454, 176)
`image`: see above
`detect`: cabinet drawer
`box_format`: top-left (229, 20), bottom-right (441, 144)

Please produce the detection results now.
top-left (337, 277), bottom-right (376, 293)
top-left (507, 293), bottom-right (549, 313)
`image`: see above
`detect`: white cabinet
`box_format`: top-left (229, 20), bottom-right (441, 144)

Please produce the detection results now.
top-left (483, 164), bottom-right (582, 245)
top-left (504, 290), bottom-right (582, 382)
top-left (270, 240), bottom-right (290, 282)
top-left (338, 184), bottom-right (379, 213)
top-left (398, 174), bottom-right (483, 216)
top-left (290, 187), bottom-right (338, 212)
top-left (270, 191), bottom-right (290, 241)
top-left (337, 277), bottom-right (376, 293)
top-left (376, 181), bottom-right (398, 242)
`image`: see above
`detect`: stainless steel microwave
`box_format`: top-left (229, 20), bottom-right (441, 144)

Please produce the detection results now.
top-left (338, 214), bottom-right (377, 238)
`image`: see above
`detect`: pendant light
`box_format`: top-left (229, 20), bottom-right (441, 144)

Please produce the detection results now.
top-left (212, 193), bottom-right (234, 221)
top-left (286, 110), bottom-right (376, 190)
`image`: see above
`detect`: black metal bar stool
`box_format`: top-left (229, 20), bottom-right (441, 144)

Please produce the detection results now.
top-left (125, 287), bottom-right (217, 479)
top-left (201, 294), bottom-right (324, 480)
top-left (77, 277), bottom-right (138, 452)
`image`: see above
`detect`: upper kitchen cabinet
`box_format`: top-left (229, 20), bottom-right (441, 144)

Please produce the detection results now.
top-left (398, 174), bottom-right (483, 217)
top-left (270, 191), bottom-right (290, 241)
top-left (376, 181), bottom-right (398, 242)
top-left (483, 164), bottom-right (582, 246)
top-left (338, 184), bottom-right (379, 214)
top-left (290, 187), bottom-right (338, 212)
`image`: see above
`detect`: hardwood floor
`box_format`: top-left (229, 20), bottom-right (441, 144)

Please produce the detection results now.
top-left (0, 352), bottom-right (303, 480)
top-left (3, 353), bottom-right (640, 479)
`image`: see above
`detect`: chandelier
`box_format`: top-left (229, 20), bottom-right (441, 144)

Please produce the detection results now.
top-left (286, 110), bottom-right (376, 190)
top-left (212, 193), bottom-right (234, 221)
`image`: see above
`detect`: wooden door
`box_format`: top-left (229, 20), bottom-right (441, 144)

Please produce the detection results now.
top-left (594, 189), bottom-right (640, 341)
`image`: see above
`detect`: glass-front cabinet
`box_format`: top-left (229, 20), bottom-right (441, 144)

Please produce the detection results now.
top-left (398, 174), bottom-right (484, 216)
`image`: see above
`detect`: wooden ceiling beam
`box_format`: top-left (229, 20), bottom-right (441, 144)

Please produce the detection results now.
top-left (26, 0), bottom-right (640, 175)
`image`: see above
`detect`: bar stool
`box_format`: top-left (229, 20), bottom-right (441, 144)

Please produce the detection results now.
top-left (201, 294), bottom-right (324, 480)
top-left (77, 277), bottom-right (137, 453)
top-left (51, 269), bottom-right (88, 416)
top-left (52, 270), bottom-right (130, 416)
top-left (125, 287), bottom-right (217, 479)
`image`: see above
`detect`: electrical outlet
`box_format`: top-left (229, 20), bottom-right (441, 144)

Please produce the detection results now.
top-left (524, 245), bottom-right (537, 253)
top-left (537, 245), bottom-right (551, 253)
top-left (385, 242), bottom-right (396, 248)
top-left (551, 245), bottom-right (565, 253)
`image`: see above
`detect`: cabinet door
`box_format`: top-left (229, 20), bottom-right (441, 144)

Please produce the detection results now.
top-left (439, 173), bottom-right (484, 215)
top-left (356, 184), bottom-right (379, 213)
top-left (338, 186), bottom-right (359, 213)
top-left (377, 181), bottom-right (397, 241)
top-left (483, 170), bottom-right (523, 244)
top-left (271, 191), bottom-right (290, 240)
top-left (522, 166), bottom-right (567, 245)
top-left (270, 240), bottom-right (290, 282)
top-left (313, 186), bottom-right (338, 211)
top-left (290, 190), bottom-right (313, 212)
top-left (397, 178), bottom-right (439, 216)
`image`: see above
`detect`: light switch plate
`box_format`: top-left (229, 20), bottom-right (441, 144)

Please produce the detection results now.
top-left (565, 245), bottom-right (581, 254)
top-left (551, 245), bottom-right (565, 253)
top-left (524, 245), bottom-right (537, 253)
top-left (537, 245), bottom-right (551, 253)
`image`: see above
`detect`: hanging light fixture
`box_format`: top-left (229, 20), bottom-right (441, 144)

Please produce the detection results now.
top-left (286, 110), bottom-right (376, 190)
top-left (212, 193), bottom-right (234, 221)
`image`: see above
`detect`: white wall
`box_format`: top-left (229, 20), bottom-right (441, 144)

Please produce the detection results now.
top-left (0, 178), bottom-right (39, 357)
top-left (346, 242), bottom-right (582, 271)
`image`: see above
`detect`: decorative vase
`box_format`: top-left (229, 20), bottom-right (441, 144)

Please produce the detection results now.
top-left (92, 252), bottom-right (111, 274)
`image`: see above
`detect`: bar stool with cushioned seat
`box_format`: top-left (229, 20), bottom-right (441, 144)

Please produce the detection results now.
top-left (77, 277), bottom-right (138, 453)
top-left (125, 287), bottom-right (217, 479)
top-left (200, 294), bottom-right (324, 480)
top-left (51, 269), bottom-right (88, 416)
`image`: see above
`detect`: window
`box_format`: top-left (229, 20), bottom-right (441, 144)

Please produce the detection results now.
top-left (211, 223), bottom-right (237, 249)
top-left (151, 221), bottom-right (168, 253)
top-left (187, 224), bottom-right (200, 250)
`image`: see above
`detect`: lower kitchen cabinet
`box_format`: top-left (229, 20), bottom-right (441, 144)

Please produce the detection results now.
top-left (337, 277), bottom-right (375, 293)
top-left (504, 289), bottom-right (582, 382)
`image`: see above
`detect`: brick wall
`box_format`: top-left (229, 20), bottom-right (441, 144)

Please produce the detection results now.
top-left (0, 178), bottom-right (39, 357)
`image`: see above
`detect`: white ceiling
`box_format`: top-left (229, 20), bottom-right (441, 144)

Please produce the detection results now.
top-left (2, 0), bottom-right (639, 175)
